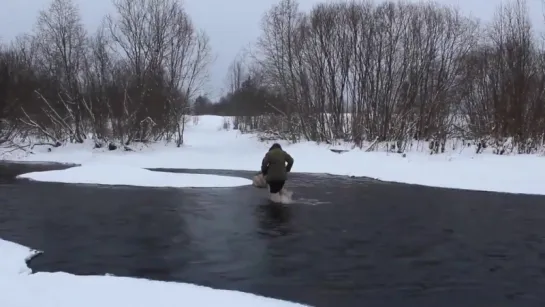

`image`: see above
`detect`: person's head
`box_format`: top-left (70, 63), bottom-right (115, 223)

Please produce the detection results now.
top-left (269, 143), bottom-right (282, 151)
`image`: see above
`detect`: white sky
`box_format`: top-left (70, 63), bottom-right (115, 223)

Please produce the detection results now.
top-left (1, 0), bottom-right (544, 100)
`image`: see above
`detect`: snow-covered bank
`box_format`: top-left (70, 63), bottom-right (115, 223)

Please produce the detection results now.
top-left (0, 238), bottom-right (309, 307)
top-left (17, 163), bottom-right (252, 188)
top-left (2, 115), bottom-right (544, 195)
top-left (0, 239), bottom-right (42, 275)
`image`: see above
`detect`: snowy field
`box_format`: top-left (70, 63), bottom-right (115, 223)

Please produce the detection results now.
top-left (0, 238), bottom-right (309, 307)
top-left (1, 115), bottom-right (544, 195)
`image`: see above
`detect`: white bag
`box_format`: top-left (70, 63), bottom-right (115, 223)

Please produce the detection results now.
top-left (252, 172), bottom-right (267, 188)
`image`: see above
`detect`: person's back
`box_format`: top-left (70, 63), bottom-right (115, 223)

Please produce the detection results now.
top-left (261, 143), bottom-right (294, 195)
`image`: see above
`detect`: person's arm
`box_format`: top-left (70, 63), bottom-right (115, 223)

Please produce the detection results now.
top-left (285, 151), bottom-right (294, 172)
top-left (261, 153), bottom-right (270, 175)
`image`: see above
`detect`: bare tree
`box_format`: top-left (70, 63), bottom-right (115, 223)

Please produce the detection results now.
top-left (460, 0), bottom-right (544, 154)
top-left (106, 0), bottom-right (211, 146)
top-left (81, 24), bottom-right (116, 147)
top-left (226, 53), bottom-right (247, 94)
top-left (0, 48), bottom-right (20, 146)
top-left (31, 0), bottom-right (87, 143)
top-left (256, 0), bottom-right (307, 141)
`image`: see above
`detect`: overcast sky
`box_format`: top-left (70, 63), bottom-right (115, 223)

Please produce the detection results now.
top-left (1, 0), bottom-right (544, 100)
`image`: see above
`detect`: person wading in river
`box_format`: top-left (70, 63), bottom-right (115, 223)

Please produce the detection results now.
top-left (261, 143), bottom-right (294, 202)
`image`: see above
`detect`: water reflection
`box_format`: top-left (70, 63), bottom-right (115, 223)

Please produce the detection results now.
top-left (255, 203), bottom-right (293, 237)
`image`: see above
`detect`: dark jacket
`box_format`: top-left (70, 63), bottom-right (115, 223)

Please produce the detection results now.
top-left (261, 144), bottom-right (294, 182)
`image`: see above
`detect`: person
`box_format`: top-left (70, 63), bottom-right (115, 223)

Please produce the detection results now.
top-left (261, 143), bottom-right (294, 198)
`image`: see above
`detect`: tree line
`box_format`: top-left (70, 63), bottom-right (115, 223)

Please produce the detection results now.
top-left (2, 0), bottom-right (544, 155)
top-left (208, 0), bottom-right (545, 154)
top-left (0, 0), bottom-right (211, 151)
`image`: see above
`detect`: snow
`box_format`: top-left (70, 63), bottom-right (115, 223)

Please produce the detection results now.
top-left (0, 238), bottom-right (309, 307)
top-left (16, 163), bottom-right (252, 188)
top-left (2, 115), bottom-right (545, 195)
top-left (0, 239), bottom-right (42, 276)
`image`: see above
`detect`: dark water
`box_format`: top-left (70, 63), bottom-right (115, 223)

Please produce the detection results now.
top-left (1, 163), bottom-right (545, 307)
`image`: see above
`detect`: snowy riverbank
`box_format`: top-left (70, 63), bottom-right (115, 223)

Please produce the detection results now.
top-left (0, 238), bottom-right (308, 307)
top-left (2, 115), bottom-right (544, 195)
